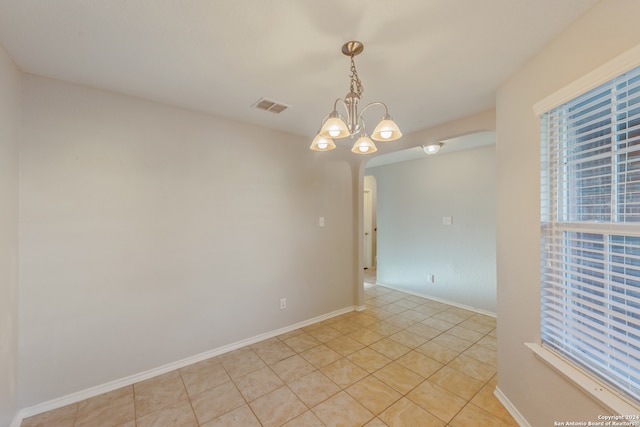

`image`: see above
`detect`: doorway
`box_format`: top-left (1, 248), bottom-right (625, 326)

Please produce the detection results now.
top-left (363, 189), bottom-right (373, 269)
top-left (363, 175), bottom-right (377, 280)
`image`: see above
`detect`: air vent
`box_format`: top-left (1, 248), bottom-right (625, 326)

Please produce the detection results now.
top-left (252, 98), bottom-right (289, 114)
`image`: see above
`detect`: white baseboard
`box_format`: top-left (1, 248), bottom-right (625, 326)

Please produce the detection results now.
top-left (494, 386), bottom-right (530, 427)
top-left (17, 305), bottom-right (357, 421)
top-left (374, 282), bottom-right (497, 318)
top-left (9, 412), bottom-right (22, 427)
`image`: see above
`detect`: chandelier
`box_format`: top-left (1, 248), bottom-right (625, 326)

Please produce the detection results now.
top-left (310, 41), bottom-right (402, 154)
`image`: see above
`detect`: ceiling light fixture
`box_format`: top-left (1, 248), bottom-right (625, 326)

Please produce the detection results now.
top-left (422, 142), bottom-right (443, 155)
top-left (310, 41), bottom-right (402, 154)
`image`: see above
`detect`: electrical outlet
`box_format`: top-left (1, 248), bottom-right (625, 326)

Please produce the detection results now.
top-left (280, 298), bottom-right (287, 310)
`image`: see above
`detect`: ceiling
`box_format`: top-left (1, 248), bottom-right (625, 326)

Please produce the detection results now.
top-left (0, 0), bottom-right (597, 141)
top-left (366, 131), bottom-right (496, 168)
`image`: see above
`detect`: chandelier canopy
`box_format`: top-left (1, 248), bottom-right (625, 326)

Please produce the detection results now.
top-left (310, 41), bottom-right (402, 154)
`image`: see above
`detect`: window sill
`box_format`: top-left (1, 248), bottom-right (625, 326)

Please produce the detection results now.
top-left (525, 342), bottom-right (639, 415)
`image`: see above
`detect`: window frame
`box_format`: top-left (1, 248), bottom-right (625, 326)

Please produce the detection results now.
top-left (530, 44), bottom-right (640, 414)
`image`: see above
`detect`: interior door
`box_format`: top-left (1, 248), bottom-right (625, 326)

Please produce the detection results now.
top-left (363, 189), bottom-right (373, 269)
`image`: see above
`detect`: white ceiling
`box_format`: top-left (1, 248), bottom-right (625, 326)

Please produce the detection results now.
top-left (0, 0), bottom-right (597, 140)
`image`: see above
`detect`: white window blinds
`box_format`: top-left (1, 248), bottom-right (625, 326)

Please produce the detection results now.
top-left (540, 64), bottom-right (640, 405)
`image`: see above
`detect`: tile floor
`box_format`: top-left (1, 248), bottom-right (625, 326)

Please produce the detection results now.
top-left (22, 271), bottom-right (517, 427)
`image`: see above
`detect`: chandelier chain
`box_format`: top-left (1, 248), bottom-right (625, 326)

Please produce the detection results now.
top-left (349, 55), bottom-right (364, 98)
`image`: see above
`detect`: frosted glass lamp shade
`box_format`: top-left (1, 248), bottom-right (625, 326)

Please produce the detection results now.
top-left (318, 115), bottom-right (350, 139)
top-left (371, 118), bottom-right (402, 141)
top-left (310, 135), bottom-right (336, 151)
top-left (351, 135), bottom-right (377, 154)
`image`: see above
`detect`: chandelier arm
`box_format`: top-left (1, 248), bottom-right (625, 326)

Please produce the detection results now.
top-left (358, 116), bottom-right (366, 136)
top-left (318, 98), bottom-right (348, 129)
top-left (334, 98), bottom-right (355, 132)
top-left (333, 98), bottom-right (349, 116)
top-left (358, 101), bottom-right (390, 118)
top-left (316, 113), bottom-right (330, 130)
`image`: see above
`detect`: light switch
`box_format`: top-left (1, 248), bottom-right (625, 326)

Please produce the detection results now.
top-left (443, 216), bottom-right (452, 225)
top-left (319, 217), bottom-right (325, 227)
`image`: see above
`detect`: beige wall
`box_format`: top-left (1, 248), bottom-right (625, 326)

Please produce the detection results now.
top-left (496, 0), bottom-right (640, 424)
top-left (19, 75), bottom-right (356, 407)
top-left (0, 43), bottom-right (20, 427)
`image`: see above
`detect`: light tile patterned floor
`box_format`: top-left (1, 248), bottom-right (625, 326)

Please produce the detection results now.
top-left (22, 272), bottom-right (517, 427)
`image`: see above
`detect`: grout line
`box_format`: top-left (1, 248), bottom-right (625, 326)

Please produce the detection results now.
top-left (132, 384), bottom-right (138, 427)
top-left (176, 369), bottom-right (198, 426)
top-left (71, 400), bottom-right (79, 427)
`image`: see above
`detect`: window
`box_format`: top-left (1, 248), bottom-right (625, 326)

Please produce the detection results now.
top-left (540, 65), bottom-right (640, 405)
